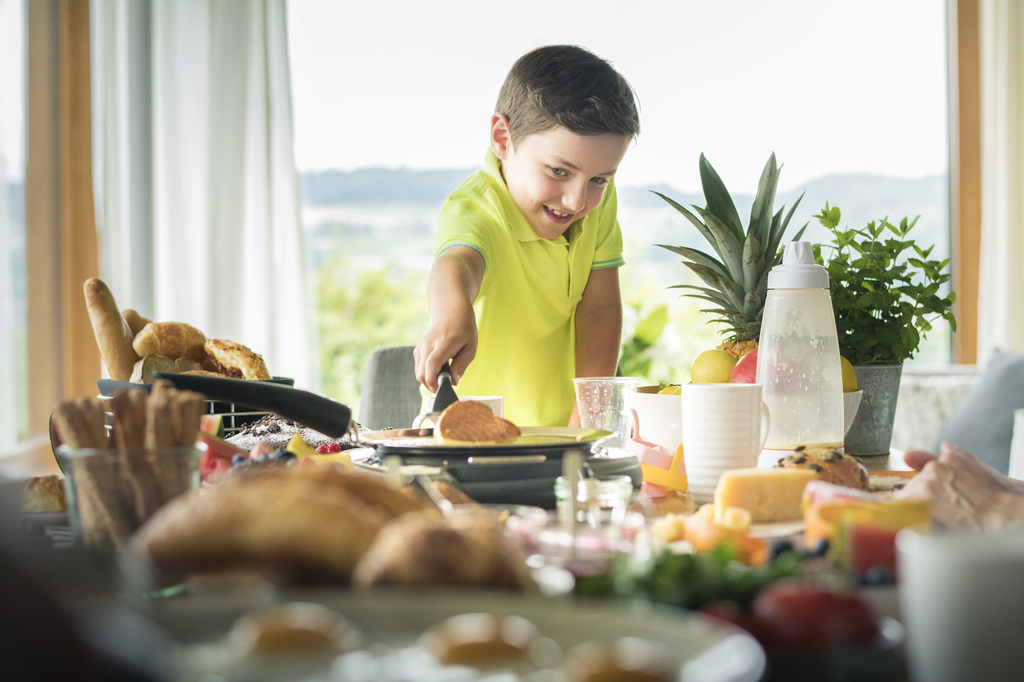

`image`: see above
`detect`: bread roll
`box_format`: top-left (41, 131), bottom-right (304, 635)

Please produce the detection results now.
top-left (122, 309), bottom-right (152, 337)
top-left (204, 338), bottom-right (272, 381)
top-left (132, 322), bottom-right (207, 362)
top-left (352, 508), bottom-right (535, 590)
top-left (132, 466), bottom-right (433, 585)
top-left (83, 278), bottom-right (140, 381)
top-left (774, 446), bottom-right (870, 490)
top-left (129, 354), bottom-right (177, 384)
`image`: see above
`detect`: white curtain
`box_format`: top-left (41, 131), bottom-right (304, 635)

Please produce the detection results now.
top-left (978, 0), bottom-right (1024, 364)
top-left (93, 0), bottom-right (312, 388)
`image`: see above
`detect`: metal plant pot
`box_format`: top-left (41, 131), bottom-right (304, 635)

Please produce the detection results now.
top-left (844, 364), bottom-right (904, 457)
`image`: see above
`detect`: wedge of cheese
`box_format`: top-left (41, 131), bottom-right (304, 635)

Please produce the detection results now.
top-left (714, 467), bottom-right (817, 524)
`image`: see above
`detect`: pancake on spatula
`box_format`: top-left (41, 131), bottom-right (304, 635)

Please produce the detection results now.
top-left (435, 401), bottom-right (521, 445)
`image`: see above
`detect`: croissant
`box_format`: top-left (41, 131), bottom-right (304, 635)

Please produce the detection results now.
top-left (132, 322), bottom-right (207, 363)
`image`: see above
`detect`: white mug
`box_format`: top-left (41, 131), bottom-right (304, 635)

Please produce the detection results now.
top-left (897, 526), bottom-right (1024, 682)
top-left (412, 395), bottom-right (503, 428)
top-left (681, 383), bottom-right (771, 504)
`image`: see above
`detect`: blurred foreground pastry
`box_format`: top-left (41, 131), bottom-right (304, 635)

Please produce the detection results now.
top-left (132, 465), bottom-right (434, 585)
top-left (23, 475), bottom-right (67, 513)
top-left (352, 507), bottom-right (536, 591)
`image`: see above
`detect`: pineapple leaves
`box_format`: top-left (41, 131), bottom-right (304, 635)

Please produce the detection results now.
top-left (682, 262), bottom-right (747, 312)
top-left (655, 153), bottom-right (812, 347)
top-left (698, 153), bottom-right (744, 241)
top-left (694, 207), bottom-right (745, 282)
top-left (741, 232), bottom-right (765, 295)
top-left (749, 154), bottom-right (779, 247)
top-left (654, 244), bottom-right (729, 277)
top-left (765, 191), bottom-right (806, 260)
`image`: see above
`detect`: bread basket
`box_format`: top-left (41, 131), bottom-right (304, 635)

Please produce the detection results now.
top-left (97, 376), bottom-right (296, 438)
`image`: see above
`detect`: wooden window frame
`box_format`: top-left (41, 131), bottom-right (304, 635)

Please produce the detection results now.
top-left (949, 0), bottom-right (981, 365)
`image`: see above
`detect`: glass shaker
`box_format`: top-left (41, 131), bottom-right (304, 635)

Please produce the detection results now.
top-left (756, 240), bottom-right (845, 451)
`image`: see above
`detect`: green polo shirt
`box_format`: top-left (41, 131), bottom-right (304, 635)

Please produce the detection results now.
top-left (433, 148), bottom-right (624, 426)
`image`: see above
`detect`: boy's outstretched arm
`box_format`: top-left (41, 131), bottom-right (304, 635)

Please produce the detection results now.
top-left (414, 245), bottom-right (485, 393)
top-left (570, 267), bottom-right (623, 427)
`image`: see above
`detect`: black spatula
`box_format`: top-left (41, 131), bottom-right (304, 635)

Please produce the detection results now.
top-left (432, 361), bottom-right (459, 413)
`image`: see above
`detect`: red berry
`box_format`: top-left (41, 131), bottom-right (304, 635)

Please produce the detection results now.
top-left (327, 442), bottom-right (342, 453)
top-left (315, 444), bottom-right (329, 454)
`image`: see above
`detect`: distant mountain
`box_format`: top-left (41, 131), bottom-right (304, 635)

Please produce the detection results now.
top-left (300, 167), bottom-right (476, 204)
top-left (300, 167), bottom-right (947, 223)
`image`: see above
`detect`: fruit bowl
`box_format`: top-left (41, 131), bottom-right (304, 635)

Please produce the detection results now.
top-left (843, 390), bottom-right (863, 435)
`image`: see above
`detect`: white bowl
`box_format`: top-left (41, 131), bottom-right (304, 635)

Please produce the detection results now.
top-left (843, 390), bottom-right (863, 435)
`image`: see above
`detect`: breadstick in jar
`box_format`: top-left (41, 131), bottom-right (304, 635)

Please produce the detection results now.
top-left (83, 278), bottom-right (140, 381)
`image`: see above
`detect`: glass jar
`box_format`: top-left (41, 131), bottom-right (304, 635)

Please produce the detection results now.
top-left (554, 474), bottom-right (633, 529)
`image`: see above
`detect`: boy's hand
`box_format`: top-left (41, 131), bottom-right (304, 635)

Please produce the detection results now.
top-left (414, 246), bottom-right (484, 393)
top-left (415, 313), bottom-right (478, 393)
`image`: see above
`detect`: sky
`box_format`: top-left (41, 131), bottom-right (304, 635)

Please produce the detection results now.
top-left (287, 0), bottom-right (950, 193)
top-left (0, 1), bottom-right (949, 194)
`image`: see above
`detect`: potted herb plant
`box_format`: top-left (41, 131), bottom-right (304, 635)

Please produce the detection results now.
top-left (813, 204), bottom-right (957, 456)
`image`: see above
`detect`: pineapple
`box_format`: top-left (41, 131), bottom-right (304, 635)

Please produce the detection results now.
top-left (654, 153), bottom-right (807, 357)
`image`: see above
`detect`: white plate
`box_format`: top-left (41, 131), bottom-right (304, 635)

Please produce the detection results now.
top-left (749, 520), bottom-right (805, 539)
top-left (154, 588), bottom-right (766, 682)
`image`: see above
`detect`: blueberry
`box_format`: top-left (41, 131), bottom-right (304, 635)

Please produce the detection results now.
top-left (862, 565), bottom-right (896, 586)
top-left (810, 538), bottom-right (831, 557)
top-left (231, 454), bottom-right (247, 465)
top-left (280, 451), bottom-right (297, 461)
top-left (270, 447), bottom-right (287, 459)
top-left (769, 539), bottom-right (796, 563)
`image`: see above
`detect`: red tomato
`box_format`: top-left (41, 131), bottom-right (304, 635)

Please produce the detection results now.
top-left (750, 582), bottom-right (879, 652)
top-left (701, 602), bottom-right (769, 645)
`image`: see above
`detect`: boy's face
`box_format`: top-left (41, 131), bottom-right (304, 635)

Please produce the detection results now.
top-left (491, 115), bottom-right (630, 240)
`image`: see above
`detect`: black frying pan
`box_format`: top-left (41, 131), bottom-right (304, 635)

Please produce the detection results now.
top-left (359, 426), bottom-right (641, 509)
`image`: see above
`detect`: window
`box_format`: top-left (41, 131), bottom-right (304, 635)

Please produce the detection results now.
top-left (0, 0), bottom-right (27, 454)
top-left (287, 0), bottom-right (952, 405)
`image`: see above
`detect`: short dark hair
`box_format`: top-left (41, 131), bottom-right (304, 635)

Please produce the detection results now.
top-left (495, 45), bottom-right (640, 145)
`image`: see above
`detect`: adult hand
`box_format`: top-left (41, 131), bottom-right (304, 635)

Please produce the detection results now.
top-left (902, 448), bottom-right (939, 471)
top-left (894, 442), bottom-right (1024, 531)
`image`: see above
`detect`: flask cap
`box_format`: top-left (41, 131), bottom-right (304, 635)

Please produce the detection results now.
top-left (767, 240), bottom-right (829, 289)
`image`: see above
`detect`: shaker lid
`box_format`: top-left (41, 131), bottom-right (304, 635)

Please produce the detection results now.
top-left (767, 240), bottom-right (830, 289)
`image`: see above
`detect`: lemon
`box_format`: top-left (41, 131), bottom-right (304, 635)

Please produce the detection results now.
top-left (690, 349), bottom-right (737, 383)
top-left (658, 385), bottom-right (682, 395)
top-left (840, 356), bottom-right (859, 392)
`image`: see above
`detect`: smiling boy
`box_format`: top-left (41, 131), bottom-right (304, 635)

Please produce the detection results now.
top-left (414, 45), bottom-right (640, 427)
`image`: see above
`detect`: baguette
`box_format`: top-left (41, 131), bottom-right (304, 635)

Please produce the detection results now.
top-left (133, 321), bottom-right (207, 362)
top-left (83, 278), bottom-right (140, 381)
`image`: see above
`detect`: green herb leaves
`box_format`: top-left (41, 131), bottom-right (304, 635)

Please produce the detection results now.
top-left (813, 204), bottom-right (957, 366)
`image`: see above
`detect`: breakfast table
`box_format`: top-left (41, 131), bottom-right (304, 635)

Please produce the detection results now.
top-left (4, 374), bottom-right (929, 682)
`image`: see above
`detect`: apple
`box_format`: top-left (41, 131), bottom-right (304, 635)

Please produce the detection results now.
top-left (730, 348), bottom-right (758, 383)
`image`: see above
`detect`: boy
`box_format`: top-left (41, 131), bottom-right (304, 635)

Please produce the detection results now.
top-left (414, 45), bottom-right (640, 427)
